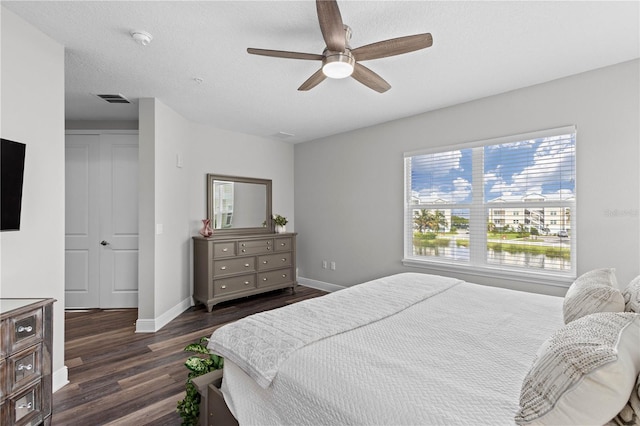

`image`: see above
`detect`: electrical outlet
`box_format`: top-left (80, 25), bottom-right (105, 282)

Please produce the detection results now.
top-left (322, 260), bottom-right (328, 269)
top-left (330, 261), bottom-right (336, 270)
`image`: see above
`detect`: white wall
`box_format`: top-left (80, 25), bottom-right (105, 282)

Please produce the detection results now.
top-left (137, 98), bottom-right (192, 330)
top-left (0, 7), bottom-right (67, 389)
top-left (137, 99), bottom-right (295, 330)
top-left (295, 60), bottom-right (640, 296)
top-left (188, 123), bottom-right (295, 237)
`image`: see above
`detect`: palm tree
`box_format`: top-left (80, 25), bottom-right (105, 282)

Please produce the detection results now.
top-left (427, 210), bottom-right (448, 234)
top-left (414, 209), bottom-right (430, 233)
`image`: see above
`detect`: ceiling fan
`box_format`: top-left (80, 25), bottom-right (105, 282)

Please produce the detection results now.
top-left (247, 0), bottom-right (433, 93)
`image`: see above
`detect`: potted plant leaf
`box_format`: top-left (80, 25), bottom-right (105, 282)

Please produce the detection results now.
top-left (176, 337), bottom-right (224, 425)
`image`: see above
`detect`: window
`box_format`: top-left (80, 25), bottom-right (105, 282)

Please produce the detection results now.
top-left (404, 126), bottom-right (576, 281)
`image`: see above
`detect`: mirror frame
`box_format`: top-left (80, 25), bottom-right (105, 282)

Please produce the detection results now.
top-left (206, 173), bottom-right (273, 235)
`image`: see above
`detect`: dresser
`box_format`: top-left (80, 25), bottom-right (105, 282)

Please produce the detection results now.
top-left (193, 233), bottom-right (297, 312)
top-left (0, 298), bottom-right (55, 426)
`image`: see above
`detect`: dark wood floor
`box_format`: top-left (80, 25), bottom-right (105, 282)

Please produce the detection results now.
top-left (53, 286), bottom-right (326, 425)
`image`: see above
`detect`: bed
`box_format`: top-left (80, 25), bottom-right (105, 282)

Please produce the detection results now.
top-left (206, 271), bottom-right (640, 425)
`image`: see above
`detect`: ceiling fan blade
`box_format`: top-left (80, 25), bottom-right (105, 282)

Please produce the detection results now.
top-left (351, 63), bottom-right (391, 93)
top-left (351, 33), bottom-right (433, 61)
top-left (247, 48), bottom-right (324, 61)
top-left (298, 69), bottom-right (327, 91)
top-left (316, 0), bottom-right (346, 52)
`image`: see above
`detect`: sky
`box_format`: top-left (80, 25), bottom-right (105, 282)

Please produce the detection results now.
top-left (410, 133), bottom-right (576, 204)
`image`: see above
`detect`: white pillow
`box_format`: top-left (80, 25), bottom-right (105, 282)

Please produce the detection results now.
top-left (563, 268), bottom-right (625, 324)
top-left (623, 275), bottom-right (640, 313)
top-left (606, 373), bottom-right (640, 425)
top-left (515, 312), bottom-right (640, 426)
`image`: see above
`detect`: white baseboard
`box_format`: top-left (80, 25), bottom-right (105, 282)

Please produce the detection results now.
top-left (298, 277), bottom-right (346, 293)
top-left (52, 365), bottom-right (69, 393)
top-left (135, 296), bottom-right (192, 333)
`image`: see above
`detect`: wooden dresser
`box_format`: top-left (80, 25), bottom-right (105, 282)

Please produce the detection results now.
top-left (193, 233), bottom-right (297, 312)
top-left (0, 298), bottom-right (55, 426)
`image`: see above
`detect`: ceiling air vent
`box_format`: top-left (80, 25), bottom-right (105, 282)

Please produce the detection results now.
top-left (94, 93), bottom-right (131, 104)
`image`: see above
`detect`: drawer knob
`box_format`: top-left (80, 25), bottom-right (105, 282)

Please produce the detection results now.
top-left (267, 247), bottom-right (271, 251)
top-left (263, 260), bottom-right (268, 264)
top-left (17, 363), bottom-right (33, 371)
top-left (18, 402), bottom-right (33, 410)
top-left (221, 285), bottom-right (227, 289)
top-left (267, 241), bottom-right (271, 245)
top-left (282, 274), bottom-right (287, 278)
top-left (17, 325), bottom-right (33, 333)
top-left (222, 248), bottom-right (228, 252)
top-left (281, 258), bottom-right (287, 262)
top-left (241, 249), bottom-right (246, 253)
top-left (244, 263), bottom-right (250, 267)
top-left (220, 266), bottom-right (227, 270)
top-left (263, 277), bottom-right (268, 281)
top-left (280, 243), bottom-right (286, 246)
top-left (241, 243), bottom-right (246, 247)
top-left (244, 281), bottom-right (250, 285)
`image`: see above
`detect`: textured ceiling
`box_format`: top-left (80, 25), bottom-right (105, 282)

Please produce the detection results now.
top-left (3, 1), bottom-right (639, 143)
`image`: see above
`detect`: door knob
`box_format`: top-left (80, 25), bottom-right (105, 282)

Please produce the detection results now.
top-left (100, 240), bottom-right (110, 246)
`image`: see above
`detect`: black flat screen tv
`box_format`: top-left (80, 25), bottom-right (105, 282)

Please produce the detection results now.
top-left (1, 138), bottom-right (26, 231)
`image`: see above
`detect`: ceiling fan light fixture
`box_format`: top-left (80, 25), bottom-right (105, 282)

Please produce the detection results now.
top-left (322, 52), bottom-right (355, 79)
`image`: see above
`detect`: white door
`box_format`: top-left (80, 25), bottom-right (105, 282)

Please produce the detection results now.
top-left (65, 133), bottom-right (139, 308)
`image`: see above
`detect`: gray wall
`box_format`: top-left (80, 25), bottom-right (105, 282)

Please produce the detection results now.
top-left (294, 60), bottom-right (640, 296)
top-left (0, 7), bottom-right (67, 390)
top-left (136, 99), bottom-right (296, 331)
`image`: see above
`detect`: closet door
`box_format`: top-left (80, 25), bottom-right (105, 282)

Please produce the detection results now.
top-left (65, 134), bottom-right (100, 308)
top-left (65, 132), bottom-right (138, 308)
top-left (98, 134), bottom-right (139, 308)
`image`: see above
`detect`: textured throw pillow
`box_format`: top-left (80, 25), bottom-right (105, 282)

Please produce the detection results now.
top-left (623, 275), bottom-right (640, 313)
top-left (606, 374), bottom-right (640, 426)
top-left (563, 268), bottom-right (625, 324)
top-left (515, 312), bottom-right (640, 426)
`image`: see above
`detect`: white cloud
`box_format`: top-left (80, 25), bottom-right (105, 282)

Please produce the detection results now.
top-left (417, 177), bottom-right (471, 203)
top-left (487, 137), bottom-right (574, 196)
top-left (412, 150), bottom-right (463, 177)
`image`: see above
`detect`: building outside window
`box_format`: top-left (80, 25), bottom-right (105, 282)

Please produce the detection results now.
top-left (404, 126), bottom-right (576, 281)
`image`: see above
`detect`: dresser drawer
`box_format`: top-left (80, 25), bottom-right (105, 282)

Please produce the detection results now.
top-left (237, 239), bottom-right (273, 255)
top-left (213, 257), bottom-right (256, 277)
top-left (8, 308), bottom-right (42, 356)
top-left (257, 268), bottom-right (294, 288)
top-left (214, 275), bottom-right (256, 296)
top-left (257, 253), bottom-right (292, 271)
top-left (0, 359), bottom-right (5, 400)
top-left (8, 345), bottom-right (42, 395)
top-left (0, 318), bottom-right (6, 359)
top-left (9, 380), bottom-right (42, 426)
top-left (213, 242), bottom-right (236, 258)
top-left (274, 237), bottom-right (292, 252)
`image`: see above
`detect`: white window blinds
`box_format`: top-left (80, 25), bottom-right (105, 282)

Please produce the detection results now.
top-left (404, 126), bottom-right (576, 279)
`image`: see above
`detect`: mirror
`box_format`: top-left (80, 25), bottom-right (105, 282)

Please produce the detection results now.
top-left (206, 174), bottom-right (272, 235)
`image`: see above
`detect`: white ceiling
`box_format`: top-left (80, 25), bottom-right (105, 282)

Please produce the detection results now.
top-left (3, 1), bottom-right (639, 143)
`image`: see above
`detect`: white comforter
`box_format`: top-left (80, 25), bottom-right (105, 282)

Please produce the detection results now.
top-left (209, 273), bottom-right (564, 425)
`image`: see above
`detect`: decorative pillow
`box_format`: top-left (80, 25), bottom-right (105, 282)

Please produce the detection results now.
top-left (563, 268), bottom-right (625, 324)
top-left (606, 373), bottom-right (640, 426)
top-left (623, 275), bottom-right (640, 313)
top-left (515, 312), bottom-right (640, 425)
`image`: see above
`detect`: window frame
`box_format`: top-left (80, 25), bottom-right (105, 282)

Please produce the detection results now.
top-left (403, 126), bottom-right (577, 287)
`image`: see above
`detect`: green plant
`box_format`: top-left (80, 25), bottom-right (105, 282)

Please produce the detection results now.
top-left (273, 214), bottom-right (288, 226)
top-left (176, 337), bottom-right (224, 426)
